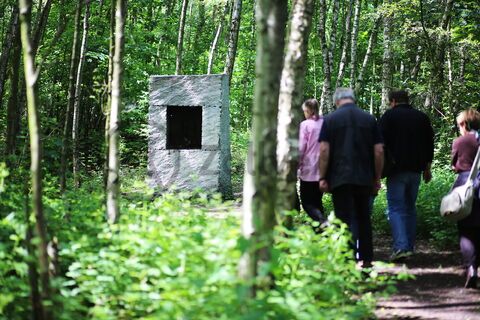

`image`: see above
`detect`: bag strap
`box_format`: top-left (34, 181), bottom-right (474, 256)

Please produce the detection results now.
top-left (467, 145), bottom-right (480, 182)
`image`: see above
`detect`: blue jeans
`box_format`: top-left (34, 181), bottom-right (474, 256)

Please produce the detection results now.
top-left (386, 172), bottom-right (421, 252)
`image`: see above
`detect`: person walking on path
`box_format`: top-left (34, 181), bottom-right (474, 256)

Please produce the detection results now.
top-left (298, 99), bottom-right (326, 227)
top-left (451, 109), bottom-right (480, 288)
top-left (318, 88), bottom-right (384, 267)
top-left (379, 90), bottom-right (434, 262)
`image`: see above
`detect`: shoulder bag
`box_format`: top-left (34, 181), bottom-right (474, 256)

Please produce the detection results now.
top-left (440, 146), bottom-right (480, 222)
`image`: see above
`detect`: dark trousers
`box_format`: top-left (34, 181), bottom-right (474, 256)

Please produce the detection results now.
top-left (300, 180), bottom-right (325, 222)
top-left (331, 184), bottom-right (373, 262)
top-left (458, 225), bottom-right (480, 268)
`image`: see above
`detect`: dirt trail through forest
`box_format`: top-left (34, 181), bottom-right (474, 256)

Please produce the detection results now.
top-left (374, 238), bottom-right (480, 320)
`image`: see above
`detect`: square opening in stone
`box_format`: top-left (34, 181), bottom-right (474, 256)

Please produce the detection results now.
top-left (166, 106), bottom-right (202, 149)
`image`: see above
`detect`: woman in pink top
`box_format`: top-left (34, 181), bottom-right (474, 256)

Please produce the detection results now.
top-left (299, 99), bottom-right (326, 226)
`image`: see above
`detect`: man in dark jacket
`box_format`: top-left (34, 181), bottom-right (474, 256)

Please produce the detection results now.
top-left (379, 90), bottom-right (434, 261)
top-left (319, 87), bottom-right (384, 267)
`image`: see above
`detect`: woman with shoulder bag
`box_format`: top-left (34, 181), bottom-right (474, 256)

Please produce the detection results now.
top-left (451, 108), bottom-right (480, 288)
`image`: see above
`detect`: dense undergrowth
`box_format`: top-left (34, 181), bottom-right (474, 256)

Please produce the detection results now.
top-left (0, 131), bottom-right (458, 319)
top-left (0, 168), bottom-right (402, 319)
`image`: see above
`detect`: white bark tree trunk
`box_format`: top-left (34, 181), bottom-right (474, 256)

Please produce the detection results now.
top-left (241, 0), bottom-right (287, 297)
top-left (381, 0), bottom-right (393, 111)
top-left (175, 0), bottom-right (188, 75)
top-left (277, 0), bottom-right (314, 222)
top-left (355, 15), bottom-right (381, 94)
top-left (106, 0), bottom-right (127, 224)
top-left (318, 0), bottom-right (331, 113)
top-left (335, 0), bottom-right (353, 88)
top-left (207, 1), bottom-right (229, 74)
top-left (18, 0), bottom-right (52, 318)
top-left (60, 1), bottom-right (82, 192)
top-left (224, 0), bottom-right (243, 85)
top-left (348, 0), bottom-right (361, 88)
top-left (72, 0), bottom-right (90, 188)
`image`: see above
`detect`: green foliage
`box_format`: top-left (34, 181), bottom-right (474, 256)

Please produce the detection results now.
top-left (231, 129), bottom-right (249, 194)
top-left (0, 176), bottom-right (398, 319)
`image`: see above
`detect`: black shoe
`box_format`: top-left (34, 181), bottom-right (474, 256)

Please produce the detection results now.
top-left (465, 266), bottom-right (478, 289)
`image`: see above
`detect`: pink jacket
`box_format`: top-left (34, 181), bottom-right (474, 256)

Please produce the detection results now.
top-left (299, 116), bottom-right (323, 181)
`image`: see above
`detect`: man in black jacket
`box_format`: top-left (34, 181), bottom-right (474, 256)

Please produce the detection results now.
top-left (379, 90), bottom-right (434, 261)
top-left (319, 87), bottom-right (384, 267)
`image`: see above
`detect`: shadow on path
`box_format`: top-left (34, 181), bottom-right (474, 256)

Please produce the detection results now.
top-left (374, 238), bottom-right (480, 320)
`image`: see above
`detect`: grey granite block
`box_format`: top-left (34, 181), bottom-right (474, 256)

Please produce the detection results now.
top-left (148, 74), bottom-right (232, 196)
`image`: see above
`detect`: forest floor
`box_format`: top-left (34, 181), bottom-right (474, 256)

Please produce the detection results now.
top-left (374, 237), bottom-right (480, 320)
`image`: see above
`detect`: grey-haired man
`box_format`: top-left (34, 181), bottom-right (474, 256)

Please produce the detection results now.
top-left (318, 88), bottom-right (384, 267)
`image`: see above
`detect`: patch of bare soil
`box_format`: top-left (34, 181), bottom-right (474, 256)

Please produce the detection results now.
top-left (374, 238), bottom-right (480, 320)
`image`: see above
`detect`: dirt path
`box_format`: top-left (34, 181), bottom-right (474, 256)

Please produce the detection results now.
top-left (374, 238), bottom-right (480, 320)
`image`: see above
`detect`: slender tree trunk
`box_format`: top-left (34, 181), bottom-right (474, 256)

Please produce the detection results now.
top-left (224, 0), bottom-right (242, 84)
top-left (335, 0), bottom-right (353, 88)
top-left (104, 0), bottom-right (115, 189)
top-left (32, 0), bottom-right (53, 57)
top-left (355, 15), bottom-right (381, 94)
top-left (319, 0), bottom-right (339, 113)
top-left (381, 0), bottom-right (393, 111)
top-left (240, 0), bottom-right (287, 297)
top-left (60, 1), bottom-right (82, 192)
top-left (458, 44), bottom-right (466, 87)
top-left (318, 0), bottom-right (331, 113)
top-left (18, 1), bottom-right (51, 319)
top-left (327, 0), bottom-right (339, 85)
top-left (0, 7), bottom-right (19, 110)
top-left (277, 0), bottom-right (314, 223)
top-left (348, 0), bottom-right (361, 88)
top-left (207, 1), bottom-right (229, 74)
top-left (72, 0), bottom-right (90, 188)
top-left (175, 0), bottom-right (188, 75)
top-left (24, 188), bottom-right (44, 320)
top-left (106, 0), bottom-right (127, 224)
top-left (5, 13), bottom-right (21, 160)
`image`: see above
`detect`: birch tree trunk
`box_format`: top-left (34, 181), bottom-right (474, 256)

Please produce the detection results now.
top-left (355, 15), bottom-right (381, 94)
top-left (72, 0), bottom-right (90, 188)
top-left (60, 1), bottom-right (82, 192)
top-left (348, 0), bottom-right (361, 88)
top-left (207, 1), bottom-right (229, 74)
top-left (106, 0), bottom-right (127, 224)
top-left (327, 0), bottom-right (339, 86)
top-left (0, 7), bottom-right (19, 110)
top-left (335, 0), bottom-right (353, 88)
top-left (318, 0), bottom-right (331, 113)
top-left (175, 0), bottom-right (188, 75)
top-left (277, 0), bottom-right (314, 223)
top-left (381, 0), bottom-right (393, 111)
top-left (241, 0), bottom-right (287, 296)
top-left (319, 0), bottom-right (339, 113)
top-left (104, 0), bottom-right (115, 189)
top-left (224, 0), bottom-right (242, 85)
top-left (18, 0), bottom-right (52, 318)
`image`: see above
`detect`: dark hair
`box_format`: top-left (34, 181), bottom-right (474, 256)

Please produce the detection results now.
top-left (302, 98), bottom-right (320, 116)
top-left (388, 90), bottom-right (409, 104)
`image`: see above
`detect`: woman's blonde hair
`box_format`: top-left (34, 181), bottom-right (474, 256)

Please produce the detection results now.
top-left (457, 108), bottom-right (480, 131)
